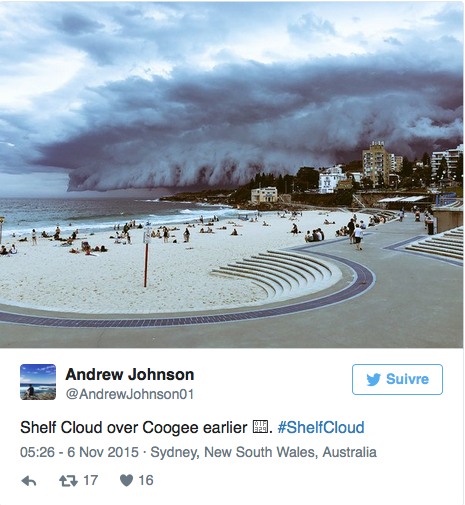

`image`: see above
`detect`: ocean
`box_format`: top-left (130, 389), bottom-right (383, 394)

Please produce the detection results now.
top-left (0, 198), bottom-right (237, 239)
top-left (20, 383), bottom-right (56, 397)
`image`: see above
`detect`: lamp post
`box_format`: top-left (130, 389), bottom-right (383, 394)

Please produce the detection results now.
top-left (0, 216), bottom-right (4, 244)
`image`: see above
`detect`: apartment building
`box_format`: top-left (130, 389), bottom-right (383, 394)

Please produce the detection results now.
top-left (362, 141), bottom-right (392, 185)
top-left (431, 144), bottom-right (463, 177)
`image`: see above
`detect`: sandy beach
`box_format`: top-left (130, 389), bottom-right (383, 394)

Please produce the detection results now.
top-left (0, 210), bottom-right (376, 314)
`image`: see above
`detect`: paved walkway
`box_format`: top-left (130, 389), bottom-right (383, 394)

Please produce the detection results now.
top-left (0, 216), bottom-right (462, 348)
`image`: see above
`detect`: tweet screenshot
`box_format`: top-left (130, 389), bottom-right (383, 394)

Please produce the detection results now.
top-left (0, 1), bottom-right (463, 504)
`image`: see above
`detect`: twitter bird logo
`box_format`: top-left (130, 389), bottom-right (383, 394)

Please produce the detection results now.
top-left (367, 373), bottom-right (381, 387)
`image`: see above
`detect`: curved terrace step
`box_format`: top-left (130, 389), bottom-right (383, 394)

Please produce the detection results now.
top-left (211, 268), bottom-right (282, 299)
top-left (211, 248), bottom-right (343, 304)
top-left (265, 250), bottom-right (334, 281)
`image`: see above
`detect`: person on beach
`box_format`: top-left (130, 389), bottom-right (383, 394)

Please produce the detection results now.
top-left (32, 229), bottom-right (37, 245)
top-left (9, 244), bottom-right (17, 254)
top-left (163, 227), bottom-right (170, 242)
top-left (231, 228), bottom-right (238, 236)
top-left (291, 223), bottom-right (298, 235)
top-left (347, 219), bottom-right (355, 244)
top-left (26, 384), bottom-right (35, 398)
top-left (0, 245), bottom-right (8, 255)
top-left (184, 228), bottom-right (190, 243)
top-left (305, 231), bottom-right (313, 242)
top-left (354, 224), bottom-right (363, 250)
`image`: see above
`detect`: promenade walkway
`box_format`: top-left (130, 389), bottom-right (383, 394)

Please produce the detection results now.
top-left (0, 215), bottom-right (462, 348)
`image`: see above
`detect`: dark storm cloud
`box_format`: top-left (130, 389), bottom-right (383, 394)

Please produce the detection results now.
top-left (33, 46), bottom-right (463, 192)
top-left (0, 2), bottom-right (463, 193)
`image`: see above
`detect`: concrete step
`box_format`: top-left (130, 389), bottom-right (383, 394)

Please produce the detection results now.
top-left (211, 248), bottom-right (342, 304)
top-left (406, 245), bottom-right (463, 260)
top-left (211, 268), bottom-right (281, 298)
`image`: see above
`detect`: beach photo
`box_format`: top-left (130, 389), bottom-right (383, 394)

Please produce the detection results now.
top-left (20, 364), bottom-right (56, 400)
top-left (0, 2), bottom-right (462, 348)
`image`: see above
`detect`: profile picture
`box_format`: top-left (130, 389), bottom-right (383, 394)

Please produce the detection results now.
top-left (20, 364), bottom-right (56, 400)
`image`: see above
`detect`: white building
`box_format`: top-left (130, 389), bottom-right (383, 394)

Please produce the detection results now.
top-left (251, 186), bottom-right (278, 203)
top-left (347, 172), bottom-right (363, 183)
top-left (318, 165), bottom-right (346, 194)
top-left (431, 144), bottom-right (463, 176)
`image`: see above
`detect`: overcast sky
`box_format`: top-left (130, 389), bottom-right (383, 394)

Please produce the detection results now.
top-left (0, 2), bottom-right (462, 197)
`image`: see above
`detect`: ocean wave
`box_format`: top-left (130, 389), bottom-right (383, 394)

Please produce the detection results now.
top-left (1, 202), bottom-right (237, 238)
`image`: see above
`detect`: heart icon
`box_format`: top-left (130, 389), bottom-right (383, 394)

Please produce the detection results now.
top-left (120, 474), bottom-right (133, 487)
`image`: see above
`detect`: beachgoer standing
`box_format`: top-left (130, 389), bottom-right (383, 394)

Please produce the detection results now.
top-left (32, 229), bottom-right (37, 246)
top-left (184, 228), bottom-right (190, 243)
top-left (347, 219), bottom-right (355, 244)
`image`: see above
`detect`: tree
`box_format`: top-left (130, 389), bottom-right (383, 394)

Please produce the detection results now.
top-left (295, 166), bottom-right (319, 191)
top-left (400, 156), bottom-right (413, 178)
top-left (421, 151), bottom-right (431, 168)
top-left (422, 164), bottom-right (432, 185)
top-left (437, 156), bottom-right (448, 182)
top-left (361, 176), bottom-right (373, 189)
top-left (345, 160), bottom-right (362, 171)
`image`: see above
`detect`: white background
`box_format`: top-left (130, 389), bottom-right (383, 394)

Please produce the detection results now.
top-left (2, 349), bottom-right (463, 505)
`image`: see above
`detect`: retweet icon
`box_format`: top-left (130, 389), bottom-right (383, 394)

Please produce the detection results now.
top-left (367, 373), bottom-right (381, 387)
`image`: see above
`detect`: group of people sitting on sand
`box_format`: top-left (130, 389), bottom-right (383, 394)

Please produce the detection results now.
top-left (335, 226), bottom-right (349, 237)
top-left (69, 241), bottom-right (108, 254)
top-left (0, 244), bottom-right (17, 256)
top-left (305, 229), bottom-right (325, 242)
top-left (112, 230), bottom-right (131, 244)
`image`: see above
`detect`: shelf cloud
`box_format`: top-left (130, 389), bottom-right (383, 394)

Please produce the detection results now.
top-left (0, 2), bottom-right (462, 194)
